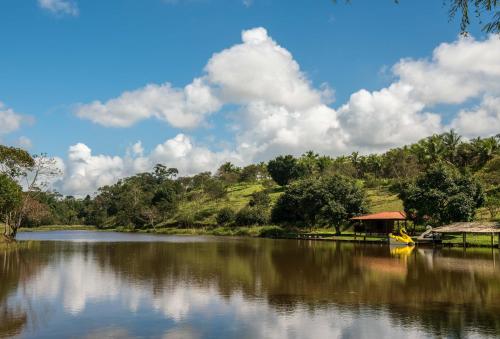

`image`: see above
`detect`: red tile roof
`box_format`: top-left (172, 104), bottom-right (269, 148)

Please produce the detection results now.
top-left (350, 211), bottom-right (407, 221)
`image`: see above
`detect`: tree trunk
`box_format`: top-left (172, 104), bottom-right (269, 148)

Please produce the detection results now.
top-left (334, 224), bottom-right (341, 235)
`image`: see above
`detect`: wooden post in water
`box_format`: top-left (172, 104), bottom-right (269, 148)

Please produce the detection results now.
top-left (463, 232), bottom-right (466, 248)
top-left (491, 232), bottom-right (494, 248)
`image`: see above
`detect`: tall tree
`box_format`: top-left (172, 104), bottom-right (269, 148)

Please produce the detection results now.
top-left (0, 174), bottom-right (22, 242)
top-left (399, 165), bottom-right (485, 225)
top-left (267, 155), bottom-right (305, 186)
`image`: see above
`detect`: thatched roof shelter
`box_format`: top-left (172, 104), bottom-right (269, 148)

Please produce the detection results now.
top-left (432, 222), bottom-right (500, 234)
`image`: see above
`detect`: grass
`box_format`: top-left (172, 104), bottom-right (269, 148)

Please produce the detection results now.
top-left (365, 187), bottom-right (404, 213)
top-left (441, 233), bottom-right (500, 247)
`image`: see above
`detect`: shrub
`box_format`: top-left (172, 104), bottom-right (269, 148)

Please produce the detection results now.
top-left (235, 206), bottom-right (269, 226)
top-left (216, 207), bottom-right (236, 226)
top-left (258, 226), bottom-right (286, 238)
top-left (249, 191), bottom-right (271, 208)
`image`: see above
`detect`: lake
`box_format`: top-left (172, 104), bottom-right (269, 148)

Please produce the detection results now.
top-left (1, 231), bottom-right (500, 338)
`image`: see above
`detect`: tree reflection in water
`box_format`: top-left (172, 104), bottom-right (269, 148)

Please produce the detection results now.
top-left (1, 235), bottom-right (500, 338)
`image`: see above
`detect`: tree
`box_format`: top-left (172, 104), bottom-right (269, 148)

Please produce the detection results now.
top-left (0, 147), bottom-right (60, 240)
top-left (0, 174), bottom-right (22, 241)
top-left (0, 145), bottom-right (34, 178)
top-left (399, 165), bottom-right (485, 225)
top-left (235, 206), bottom-right (269, 226)
top-left (267, 155), bottom-right (305, 186)
top-left (216, 207), bottom-right (236, 226)
top-left (272, 175), bottom-right (366, 234)
top-left (249, 191), bottom-right (271, 208)
top-left (334, 1), bottom-right (500, 34)
top-left (203, 179), bottom-right (227, 200)
top-left (217, 162), bottom-right (241, 183)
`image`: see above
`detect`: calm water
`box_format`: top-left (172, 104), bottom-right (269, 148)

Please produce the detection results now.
top-left (2, 232), bottom-right (500, 338)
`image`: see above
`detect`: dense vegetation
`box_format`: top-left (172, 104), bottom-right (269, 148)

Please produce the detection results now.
top-left (1, 131), bottom-right (499, 239)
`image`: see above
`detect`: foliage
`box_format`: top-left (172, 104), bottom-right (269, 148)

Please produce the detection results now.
top-left (203, 179), bottom-right (227, 199)
top-left (272, 175), bottom-right (366, 234)
top-left (216, 207), bottom-right (236, 226)
top-left (0, 174), bottom-right (23, 239)
top-left (258, 225), bottom-right (286, 238)
top-left (0, 145), bottom-right (35, 178)
top-left (235, 206), bottom-right (269, 226)
top-left (249, 190), bottom-right (271, 208)
top-left (484, 189), bottom-right (500, 219)
top-left (399, 165), bottom-right (485, 225)
top-left (267, 155), bottom-right (305, 186)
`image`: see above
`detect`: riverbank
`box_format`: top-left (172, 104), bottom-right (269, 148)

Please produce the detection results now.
top-left (16, 225), bottom-right (500, 248)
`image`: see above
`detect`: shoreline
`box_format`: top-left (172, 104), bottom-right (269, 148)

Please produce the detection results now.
top-left (15, 225), bottom-right (500, 248)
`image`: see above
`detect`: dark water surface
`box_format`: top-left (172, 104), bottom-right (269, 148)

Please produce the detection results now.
top-left (2, 231), bottom-right (500, 338)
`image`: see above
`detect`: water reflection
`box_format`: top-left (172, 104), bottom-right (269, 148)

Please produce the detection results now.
top-left (1, 232), bottom-right (500, 338)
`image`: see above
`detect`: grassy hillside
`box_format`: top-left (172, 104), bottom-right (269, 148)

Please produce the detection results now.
top-left (166, 182), bottom-right (405, 228)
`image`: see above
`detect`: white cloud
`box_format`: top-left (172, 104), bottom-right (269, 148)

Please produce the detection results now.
top-left (205, 27), bottom-right (329, 109)
top-left (77, 28), bottom-right (329, 129)
top-left (0, 102), bottom-right (32, 136)
top-left (76, 79), bottom-right (221, 129)
top-left (62, 143), bottom-right (126, 195)
top-left (0, 102), bottom-right (23, 135)
top-left (38, 0), bottom-right (79, 16)
top-left (450, 96), bottom-right (500, 138)
top-left (338, 83), bottom-right (443, 151)
top-left (393, 36), bottom-right (500, 105)
top-left (59, 134), bottom-right (240, 196)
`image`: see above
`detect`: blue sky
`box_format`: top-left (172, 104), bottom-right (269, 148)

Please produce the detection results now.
top-left (0, 0), bottom-right (498, 195)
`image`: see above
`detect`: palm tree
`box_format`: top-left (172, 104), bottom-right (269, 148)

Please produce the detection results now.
top-left (442, 129), bottom-right (462, 165)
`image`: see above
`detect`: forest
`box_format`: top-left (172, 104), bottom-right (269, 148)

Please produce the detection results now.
top-left (1, 130), bottom-right (499, 240)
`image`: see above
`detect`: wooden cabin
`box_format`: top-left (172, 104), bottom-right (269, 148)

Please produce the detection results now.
top-left (350, 211), bottom-right (407, 234)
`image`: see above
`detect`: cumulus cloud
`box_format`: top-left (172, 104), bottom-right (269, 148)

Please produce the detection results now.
top-left (63, 30), bottom-right (500, 195)
top-left (59, 134), bottom-right (241, 196)
top-left (38, 0), bottom-right (79, 16)
top-left (0, 102), bottom-right (24, 135)
top-left (450, 96), bottom-right (500, 138)
top-left (76, 79), bottom-right (221, 129)
top-left (205, 27), bottom-right (329, 109)
top-left (338, 83), bottom-right (443, 150)
top-left (0, 102), bottom-right (33, 137)
top-left (394, 36), bottom-right (500, 105)
top-left (62, 143), bottom-right (126, 195)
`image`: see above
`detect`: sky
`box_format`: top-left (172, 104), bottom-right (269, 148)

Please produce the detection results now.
top-left (0, 0), bottom-right (499, 196)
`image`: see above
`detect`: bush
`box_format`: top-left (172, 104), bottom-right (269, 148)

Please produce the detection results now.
top-left (249, 191), bottom-right (271, 208)
top-left (258, 226), bottom-right (286, 238)
top-left (216, 207), bottom-right (236, 226)
top-left (235, 206), bottom-right (269, 226)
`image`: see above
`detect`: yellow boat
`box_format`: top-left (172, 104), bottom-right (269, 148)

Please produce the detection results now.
top-left (389, 228), bottom-right (415, 246)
